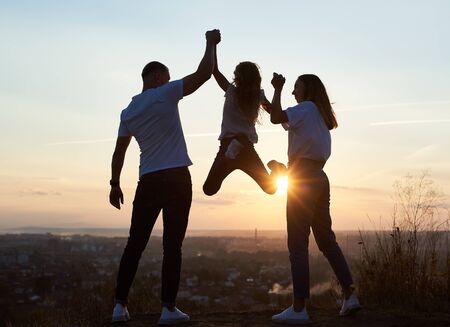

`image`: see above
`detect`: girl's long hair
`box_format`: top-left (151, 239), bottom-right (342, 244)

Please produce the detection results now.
top-left (298, 74), bottom-right (338, 130)
top-left (233, 62), bottom-right (261, 124)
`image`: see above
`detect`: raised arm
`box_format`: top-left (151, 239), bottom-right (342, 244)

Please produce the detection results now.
top-left (260, 92), bottom-right (272, 114)
top-left (109, 135), bottom-right (132, 209)
top-left (270, 73), bottom-right (289, 124)
top-left (182, 29), bottom-right (221, 96)
top-left (213, 44), bottom-right (230, 92)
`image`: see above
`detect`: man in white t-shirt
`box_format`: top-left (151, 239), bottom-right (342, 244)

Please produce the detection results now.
top-left (109, 29), bottom-right (221, 325)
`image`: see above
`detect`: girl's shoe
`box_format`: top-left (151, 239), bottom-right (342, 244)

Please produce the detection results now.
top-left (267, 160), bottom-right (287, 176)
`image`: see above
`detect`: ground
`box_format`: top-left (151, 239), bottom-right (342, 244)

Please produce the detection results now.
top-left (102, 308), bottom-right (450, 327)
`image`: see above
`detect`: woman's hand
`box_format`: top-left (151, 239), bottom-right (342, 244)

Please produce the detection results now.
top-left (271, 73), bottom-right (286, 90)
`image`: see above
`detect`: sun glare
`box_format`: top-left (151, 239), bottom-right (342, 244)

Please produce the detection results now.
top-left (276, 176), bottom-right (288, 194)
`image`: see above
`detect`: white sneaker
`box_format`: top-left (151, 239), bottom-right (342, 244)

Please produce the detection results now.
top-left (111, 303), bottom-right (130, 323)
top-left (158, 307), bottom-right (190, 325)
top-left (272, 306), bottom-right (311, 325)
top-left (339, 294), bottom-right (362, 316)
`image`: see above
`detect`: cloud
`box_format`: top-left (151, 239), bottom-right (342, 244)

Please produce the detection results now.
top-left (45, 138), bottom-right (115, 146)
top-left (405, 144), bottom-right (440, 160)
top-left (335, 100), bottom-right (450, 113)
top-left (192, 197), bottom-right (235, 206)
top-left (19, 189), bottom-right (62, 196)
top-left (44, 129), bottom-right (285, 146)
top-left (370, 119), bottom-right (450, 126)
top-left (332, 185), bottom-right (386, 195)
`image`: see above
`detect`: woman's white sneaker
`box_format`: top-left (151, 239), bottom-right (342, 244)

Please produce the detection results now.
top-left (111, 303), bottom-right (130, 323)
top-left (272, 306), bottom-right (311, 325)
top-left (339, 294), bottom-right (362, 316)
top-left (158, 307), bottom-right (190, 325)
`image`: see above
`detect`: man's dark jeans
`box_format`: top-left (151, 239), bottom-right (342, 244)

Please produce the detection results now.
top-left (287, 158), bottom-right (353, 299)
top-left (115, 167), bottom-right (192, 307)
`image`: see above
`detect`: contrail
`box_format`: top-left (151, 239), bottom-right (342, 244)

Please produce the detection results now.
top-left (45, 138), bottom-right (115, 146)
top-left (45, 129), bottom-right (285, 146)
top-left (335, 100), bottom-right (450, 112)
top-left (370, 119), bottom-right (450, 126)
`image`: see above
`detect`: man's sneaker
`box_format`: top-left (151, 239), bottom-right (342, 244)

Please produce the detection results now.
top-left (267, 160), bottom-right (288, 176)
top-left (272, 306), bottom-right (311, 325)
top-left (158, 307), bottom-right (190, 325)
top-left (339, 294), bottom-right (362, 316)
top-left (225, 139), bottom-right (244, 159)
top-left (111, 303), bottom-right (130, 323)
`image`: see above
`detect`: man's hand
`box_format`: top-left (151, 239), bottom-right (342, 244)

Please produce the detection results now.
top-left (109, 185), bottom-right (124, 210)
top-left (271, 72), bottom-right (286, 90)
top-left (206, 29), bottom-right (221, 45)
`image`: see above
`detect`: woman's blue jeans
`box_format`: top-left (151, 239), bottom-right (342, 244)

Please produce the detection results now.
top-left (287, 158), bottom-right (353, 299)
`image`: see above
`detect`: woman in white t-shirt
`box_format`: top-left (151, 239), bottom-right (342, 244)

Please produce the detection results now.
top-left (269, 73), bottom-right (362, 324)
top-left (202, 50), bottom-right (286, 196)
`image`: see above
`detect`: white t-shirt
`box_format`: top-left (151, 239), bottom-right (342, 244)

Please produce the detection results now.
top-left (218, 85), bottom-right (267, 144)
top-left (282, 101), bottom-right (331, 162)
top-left (118, 79), bottom-right (192, 177)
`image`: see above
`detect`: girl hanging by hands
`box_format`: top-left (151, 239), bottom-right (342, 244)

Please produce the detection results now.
top-left (203, 48), bottom-right (286, 196)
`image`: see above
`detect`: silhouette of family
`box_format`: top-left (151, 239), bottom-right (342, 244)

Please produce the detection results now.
top-left (109, 29), bottom-right (362, 325)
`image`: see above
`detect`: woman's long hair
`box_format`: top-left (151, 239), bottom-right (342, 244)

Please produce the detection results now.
top-left (298, 74), bottom-right (338, 130)
top-left (233, 62), bottom-right (261, 124)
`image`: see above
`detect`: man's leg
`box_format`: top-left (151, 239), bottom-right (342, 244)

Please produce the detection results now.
top-left (115, 180), bottom-right (161, 304)
top-left (161, 169), bottom-right (192, 307)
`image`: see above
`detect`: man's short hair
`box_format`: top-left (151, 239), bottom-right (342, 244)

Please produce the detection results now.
top-left (141, 61), bottom-right (168, 79)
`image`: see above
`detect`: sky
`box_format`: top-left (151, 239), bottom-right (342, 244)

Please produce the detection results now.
top-left (1, 0), bottom-right (450, 231)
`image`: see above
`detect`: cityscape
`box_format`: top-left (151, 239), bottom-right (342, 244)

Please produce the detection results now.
top-left (0, 230), bottom-right (363, 325)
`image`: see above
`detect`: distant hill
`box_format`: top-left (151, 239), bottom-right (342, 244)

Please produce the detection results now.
top-left (0, 227), bottom-right (363, 238)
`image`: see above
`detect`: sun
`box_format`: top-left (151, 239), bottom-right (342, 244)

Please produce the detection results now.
top-left (276, 176), bottom-right (288, 194)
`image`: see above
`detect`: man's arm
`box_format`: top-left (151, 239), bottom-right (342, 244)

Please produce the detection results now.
top-left (213, 44), bottom-right (230, 92)
top-left (182, 29), bottom-right (221, 96)
top-left (270, 73), bottom-right (289, 124)
top-left (109, 136), bottom-right (132, 210)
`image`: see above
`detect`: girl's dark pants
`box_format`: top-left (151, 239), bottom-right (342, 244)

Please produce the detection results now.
top-left (115, 167), bottom-right (192, 307)
top-left (287, 158), bottom-right (353, 299)
top-left (203, 136), bottom-right (275, 195)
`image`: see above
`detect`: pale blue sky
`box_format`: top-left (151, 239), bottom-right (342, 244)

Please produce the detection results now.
top-left (1, 1), bottom-right (449, 230)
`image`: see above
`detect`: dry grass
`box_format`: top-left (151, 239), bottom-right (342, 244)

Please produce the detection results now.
top-left (357, 172), bottom-right (449, 311)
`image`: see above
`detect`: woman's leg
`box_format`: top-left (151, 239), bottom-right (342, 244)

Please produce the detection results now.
top-left (311, 171), bottom-right (354, 292)
top-left (286, 174), bottom-right (320, 306)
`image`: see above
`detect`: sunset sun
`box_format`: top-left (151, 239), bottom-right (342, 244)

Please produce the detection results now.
top-left (276, 176), bottom-right (288, 194)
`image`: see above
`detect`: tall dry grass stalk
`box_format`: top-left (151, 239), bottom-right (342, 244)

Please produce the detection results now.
top-left (357, 172), bottom-right (449, 311)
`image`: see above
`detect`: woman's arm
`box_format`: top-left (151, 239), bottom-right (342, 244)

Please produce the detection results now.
top-left (270, 73), bottom-right (288, 124)
top-left (213, 44), bottom-right (230, 92)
